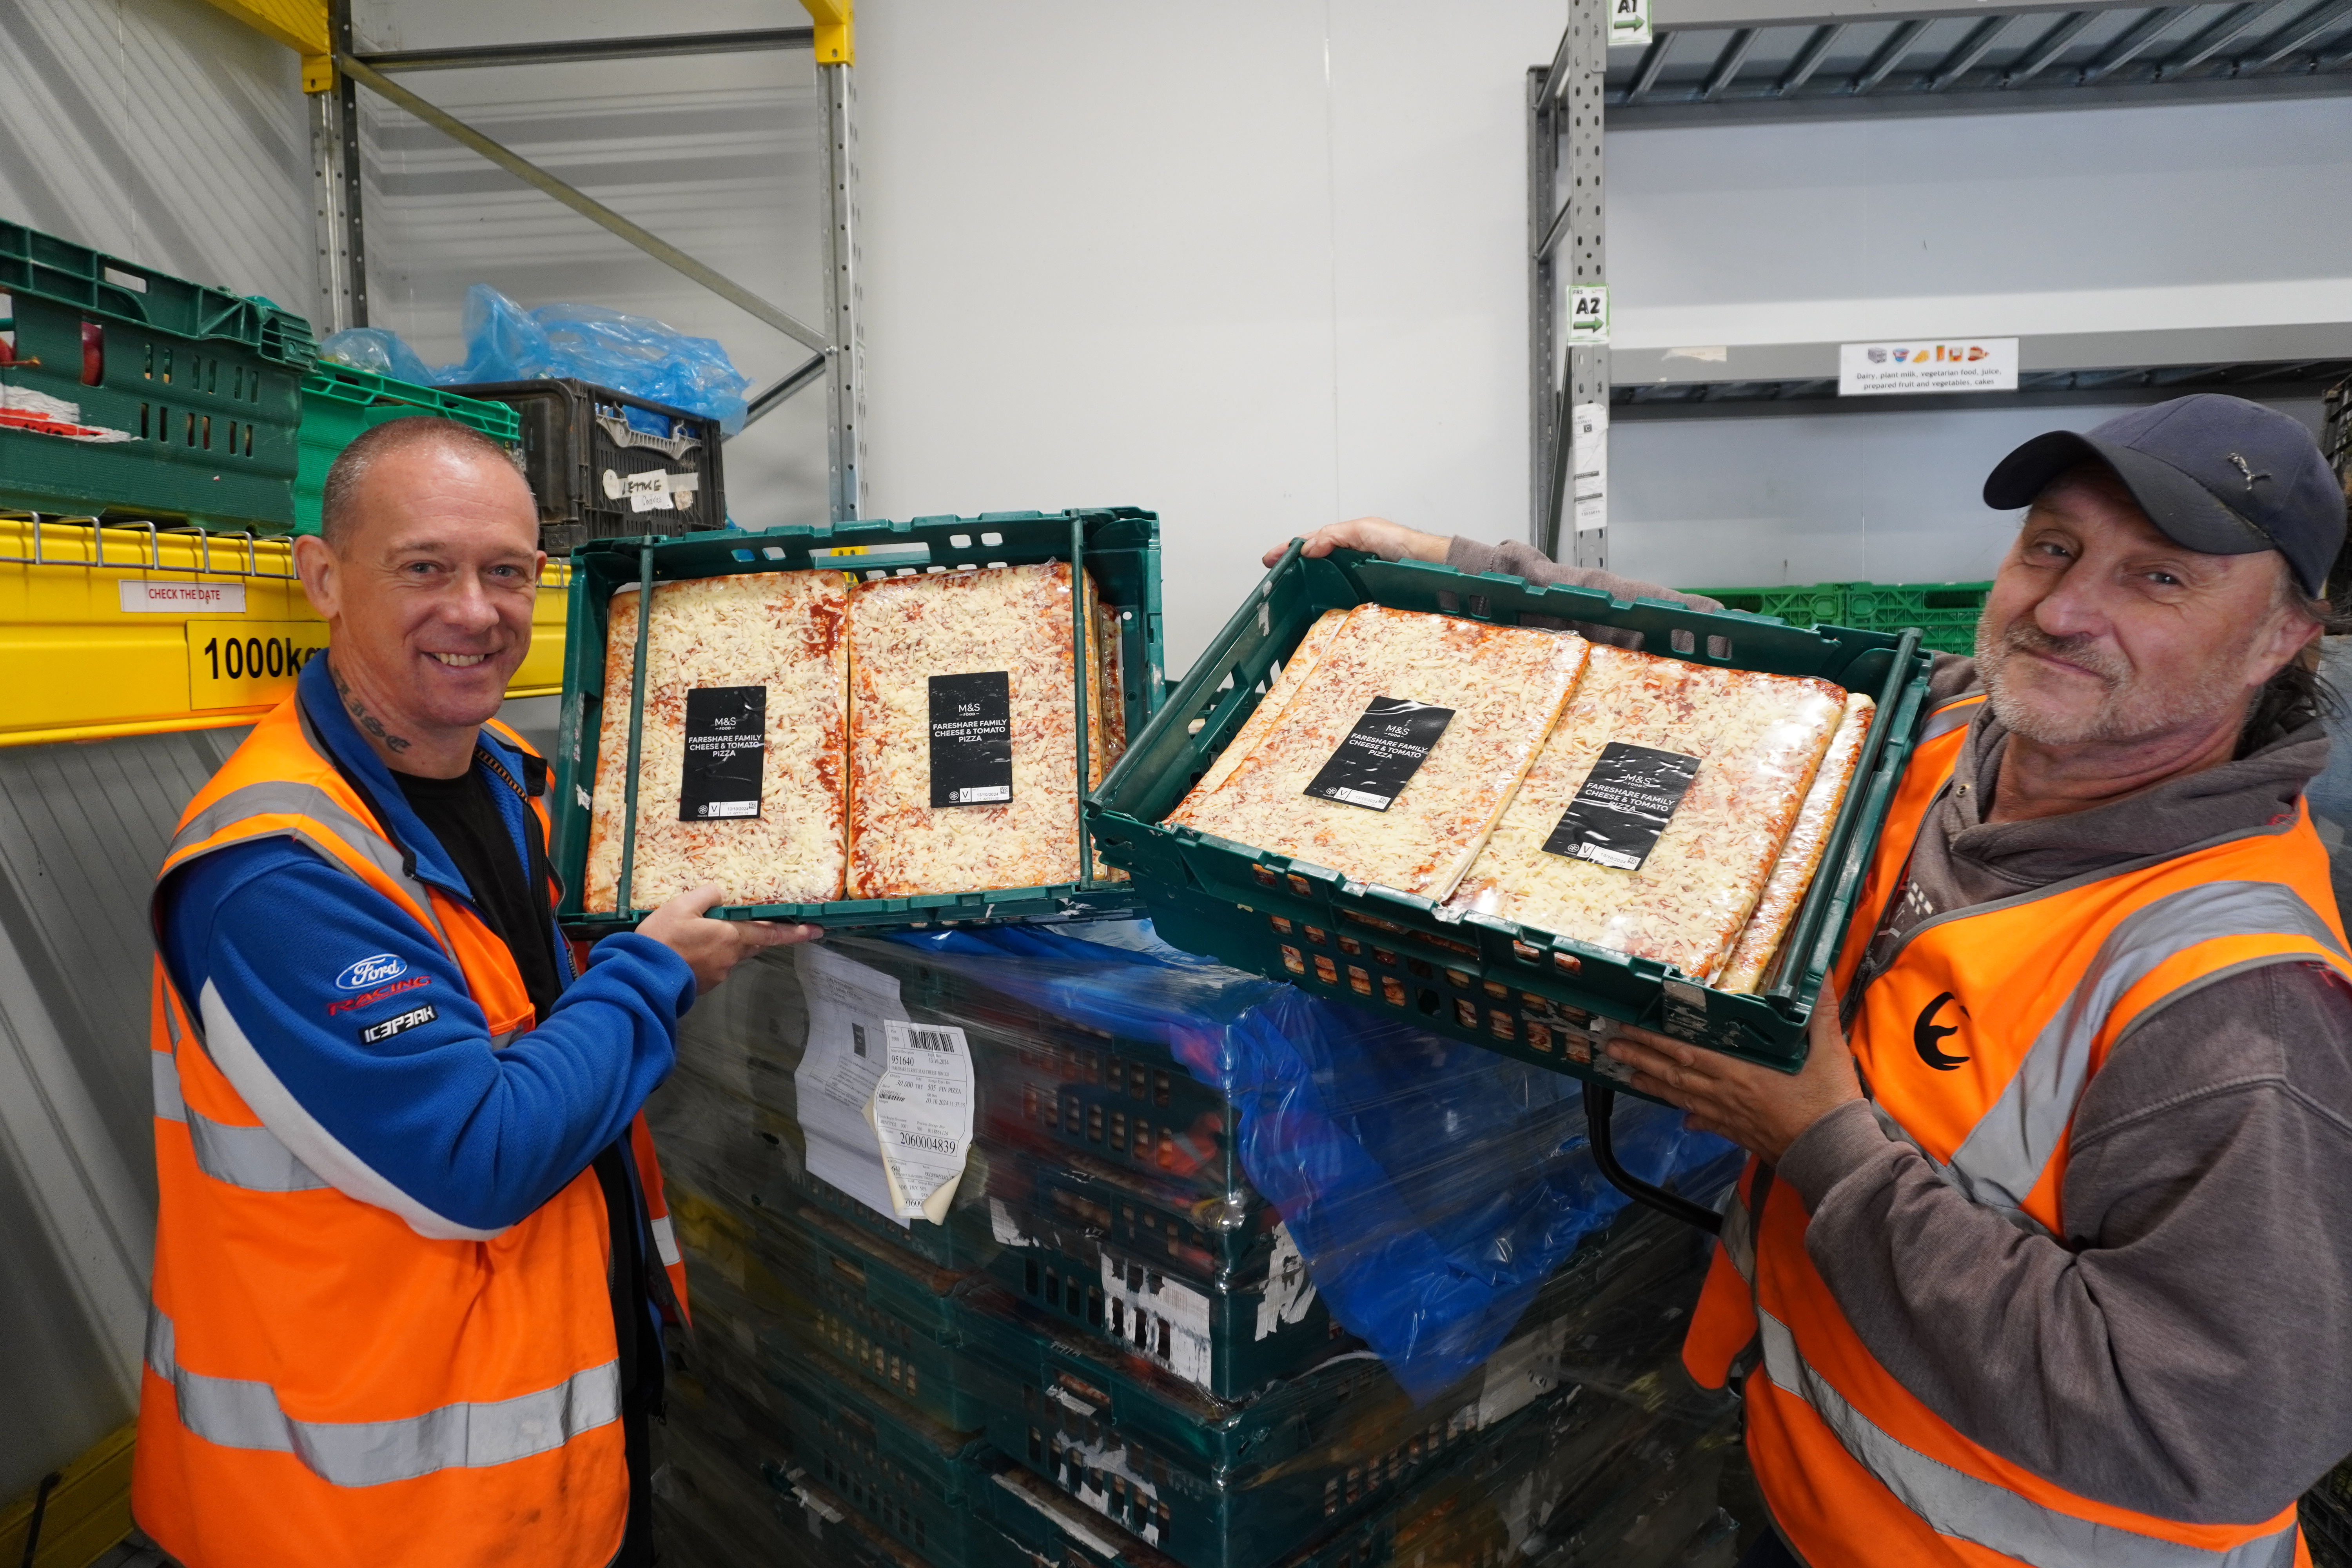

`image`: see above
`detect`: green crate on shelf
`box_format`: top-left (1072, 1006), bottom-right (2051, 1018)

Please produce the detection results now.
top-left (1087, 549), bottom-right (1932, 1079)
top-left (1687, 580), bottom-right (1990, 660)
top-left (292, 364), bottom-right (521, 535)
top-left (553, 510), bottom-right (1165, 937)
top-left (0, 219), bottom-right (315, 531)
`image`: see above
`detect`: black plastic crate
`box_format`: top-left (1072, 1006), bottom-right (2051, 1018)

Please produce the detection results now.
top-left (446, 377), bottom-right (725, 553)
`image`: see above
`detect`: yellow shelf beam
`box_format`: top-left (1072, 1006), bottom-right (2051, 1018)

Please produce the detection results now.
top-left (0, 517), bottom-right (568, 749)
top-left (800, 0), bottom-right (854, 65)
top-left (0, 1422), bottom-right (135, 1568)
top-left (195, 0), bottom-right (334, 90)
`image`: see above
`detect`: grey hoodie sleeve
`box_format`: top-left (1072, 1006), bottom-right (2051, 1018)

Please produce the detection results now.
top-left (1779, 960), bottom-right (2352, 1525)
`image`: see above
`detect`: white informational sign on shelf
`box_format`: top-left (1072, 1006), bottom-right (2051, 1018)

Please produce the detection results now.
top-left (1565, 285), bottom-right (1611, 346)
top-left (1570, 402), bottom-right (1609, 534)
top-left (1609, 0), bottom-right (1653, 49)
top-left (1838, 338), bottom-right (2020, 397)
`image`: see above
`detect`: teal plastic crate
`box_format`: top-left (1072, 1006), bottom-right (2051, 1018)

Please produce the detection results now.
top-left (768, 1344), bottom-right (1003, 1568)
top-left (0, 219), bottom-right (314, 530)
top-left (780, 1200), bottom-right (995, 1430)
top-left (981, 1144), bottom-right (1357, 1401)
top-left (292, 364), bottom-right (521, 535)
top-left (552, 510), bottom-right (1165, 936)
top-left (1683, 581), bottom-right (1850, 626)
top-left (1686, 580), bottom-right (1990, 660)
top-left (1087, 548), bottom-right (1931, 1078)
top-left (953, 1280), bottom-right (1573, 1568)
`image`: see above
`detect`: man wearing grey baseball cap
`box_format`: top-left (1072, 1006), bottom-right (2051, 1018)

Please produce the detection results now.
top-left (1281, 393), bottom-right (2352, 1568)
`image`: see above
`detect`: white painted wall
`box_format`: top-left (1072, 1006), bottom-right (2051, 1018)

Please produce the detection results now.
top-left (854, 0), bottom-right (1563, 674)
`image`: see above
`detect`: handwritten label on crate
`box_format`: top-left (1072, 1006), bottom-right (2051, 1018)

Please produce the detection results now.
top-left (185, 621), bottom-right (328, 711)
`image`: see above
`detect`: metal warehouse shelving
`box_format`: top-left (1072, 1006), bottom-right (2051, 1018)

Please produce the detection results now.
top-left (1525, 0), bottom-right (2352, 549)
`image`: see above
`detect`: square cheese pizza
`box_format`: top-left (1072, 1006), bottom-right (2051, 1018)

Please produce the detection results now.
top-left (585, 570), bottom-right (851, 912)
top-left (1448, 645), bottom-right (1846, 982)
top-left (1163, 604), bottom-right (1591, 901)
top-left (1715, 690), bottom-right (1875, 994)
top-left (846, 562), bottom-right (1101, 898)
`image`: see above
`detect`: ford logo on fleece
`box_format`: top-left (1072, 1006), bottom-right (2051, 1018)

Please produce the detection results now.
top-left (336, 954), bottom-right (409, 991)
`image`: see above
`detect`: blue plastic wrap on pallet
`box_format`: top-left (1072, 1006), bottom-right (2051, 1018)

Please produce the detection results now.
top-left (886, 923), bottom-right (1735, 1401)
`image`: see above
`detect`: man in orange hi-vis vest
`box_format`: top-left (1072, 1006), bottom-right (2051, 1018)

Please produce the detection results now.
top-left (133, 417), bottom-right (819, 1568)
top-left (1279, 392), bottom-right (2352, 1568)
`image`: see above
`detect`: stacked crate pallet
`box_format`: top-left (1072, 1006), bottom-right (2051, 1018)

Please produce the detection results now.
top-left (642, 932), bottom-right (1751, 1568)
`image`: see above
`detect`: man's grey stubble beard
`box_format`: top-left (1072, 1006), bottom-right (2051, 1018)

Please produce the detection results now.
top-left (1974, 611), bottom-right (2250, 748)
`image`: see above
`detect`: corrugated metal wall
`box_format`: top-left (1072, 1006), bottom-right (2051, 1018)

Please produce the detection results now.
top-left (0, 727), bottom-right (249, 1505)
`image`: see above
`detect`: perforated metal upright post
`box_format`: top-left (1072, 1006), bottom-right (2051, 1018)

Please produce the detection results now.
top-left (819, 60), bottom-right (867, 522)
top-left (1529, 0), bottom-right (1608, 568)
top-left (312, 0), bottom-right (368, 333)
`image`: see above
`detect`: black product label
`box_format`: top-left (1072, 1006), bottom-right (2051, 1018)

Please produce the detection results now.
top-left (929, 672), bottom-right (1013, 807)
top-left (1302, 697), bottom-right (1457, 812)
top-left (1542, 742), bottom-right (1701, 871)
top-left (678, 686), bottom-right (767, 820)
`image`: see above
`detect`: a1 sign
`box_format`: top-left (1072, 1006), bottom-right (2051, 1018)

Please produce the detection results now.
top-left (1610, 0), bottom-right (1653, 49)
top-left (1566, 285), bottom-right (1611, 345)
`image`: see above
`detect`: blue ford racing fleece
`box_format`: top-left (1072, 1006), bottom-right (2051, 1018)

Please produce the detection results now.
top-left (156, 653), bottom-right (696, 1239)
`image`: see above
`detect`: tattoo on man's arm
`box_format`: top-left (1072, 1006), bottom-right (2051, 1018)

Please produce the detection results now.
top-left (332, 666), bottom-right (412, 753)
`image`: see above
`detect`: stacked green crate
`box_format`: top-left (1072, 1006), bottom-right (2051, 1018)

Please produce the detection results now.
top-left (647, 934), bottom-right (1745, 1568)
top-left (1685, 579), bottom-right (1991, 657)
top-left (291, 363), bottom-right (522, 535)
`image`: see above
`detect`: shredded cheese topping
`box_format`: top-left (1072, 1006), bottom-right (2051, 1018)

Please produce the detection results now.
top-left (584, 571), bottom-right (851, 911)
top-left (1715, 690), bottom-right (1875, 994)
top-left (1164, 604), bottom-right (1590, 900)
top-left (1449, 645), bottom-right (1846, 982)
top-left (846, 562), bottom-right (1094, 898)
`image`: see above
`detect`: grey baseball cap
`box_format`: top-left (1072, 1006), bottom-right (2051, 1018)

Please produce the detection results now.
top-left (1982, 394), bottom-right (2344, 596)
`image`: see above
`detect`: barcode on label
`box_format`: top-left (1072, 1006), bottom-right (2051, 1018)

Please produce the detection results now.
top-left (700, 799), bottom-right (759, 818)
top-left (908, 1027), bottom-right (956, 1052)
top-left (1325, 786), bottom-right (1393, 810)
top-left (950, 785), bottom-right (1012, 804)
top-left (1570, 842), bottom-right (1641, 871)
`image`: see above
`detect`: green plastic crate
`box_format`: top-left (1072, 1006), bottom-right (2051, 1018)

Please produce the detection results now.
top-left (0, 219), bottom-right (314, 530)
top-left (981, 1143), bottom-right (1357, 1401)
top-left (1683, 581), bottom-right (1850, 626)
top-left (292, 364), bottom-right (522, 535)
top-left (1087, 548), bottom-right (1932, 1080)
top-left (1687, 580), bottom-right (1990, 661)
top-left (779, 1200), bottom-right (996, 1430)
top-left (767, 1344), bottom-right (1004, 1568)
top-left (552, 510), bottom-right (1165, 936)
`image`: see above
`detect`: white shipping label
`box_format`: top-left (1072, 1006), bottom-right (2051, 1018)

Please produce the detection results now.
top-left (121, 580), bottom-right (247, 614)
top-left (1566, 284), bottom-right (1611, 345)
top-left (793, 944), bottom-right (908, 1226)
top-left (1103, 1250), bottom-right (1216, 1390)
top-left (1477, 1318), bottom-right (1568, 1429)
top-left (1838, 337), bottom-right (2018, 397)
top-left (1253, 1223), bottom-right (1319, 1341)
top-left (1570, 401), bottom-right (1608, 534)
top-left (626, 470), bottom-right (674, 512)
top-left (871, 1020), bottom-right (976, 1220)
top-left (1609, 0), bottom-right (1653, 47)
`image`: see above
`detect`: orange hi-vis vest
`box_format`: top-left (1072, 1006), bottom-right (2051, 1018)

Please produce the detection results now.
top-left (1684, 692), bottom-right (2350, 1568)
top-left (134, 693), bottom-right (689, 1568)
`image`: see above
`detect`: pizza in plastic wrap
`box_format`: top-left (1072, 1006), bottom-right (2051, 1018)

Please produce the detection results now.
top-left (1448, 645), bottom-right (1846, 982)
top-left (1715, 690), bottom-right (1876, 994)
top-left (846, 562), bottom-right (1096, 898)
top-left (1163, 604), bottom-right (1590, 901)
top-left (584, 571), bottom-right (850, 911)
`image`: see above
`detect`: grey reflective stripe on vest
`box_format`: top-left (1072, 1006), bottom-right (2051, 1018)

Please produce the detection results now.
top-left (167, 781), bottom-right (450, 951)
top-left (1941, 881), bottom-right (2345, 1221)
top-left (1719, 1188), bottom-right (1756, 1284)
top-left (1755, 1308), bottom-right (2297, 1568)
top-left (1920, 700), bottom-right (1982, 744)
top-left (147, 1307), bottom-right (622, 1487)
top-left (153, 1042), bottom-right (328, 1191)
top-left (152, 1051), bottom-right (187, 1123)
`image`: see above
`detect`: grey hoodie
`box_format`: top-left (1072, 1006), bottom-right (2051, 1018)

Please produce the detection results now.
top-left (1448, 535), bottom-right (2352, 1525)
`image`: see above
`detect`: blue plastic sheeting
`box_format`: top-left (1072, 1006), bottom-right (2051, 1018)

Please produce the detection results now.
top-left (889, 923), bottom-right (1735, 1402)
top-left (318, 284), bottom-right (753, 432)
